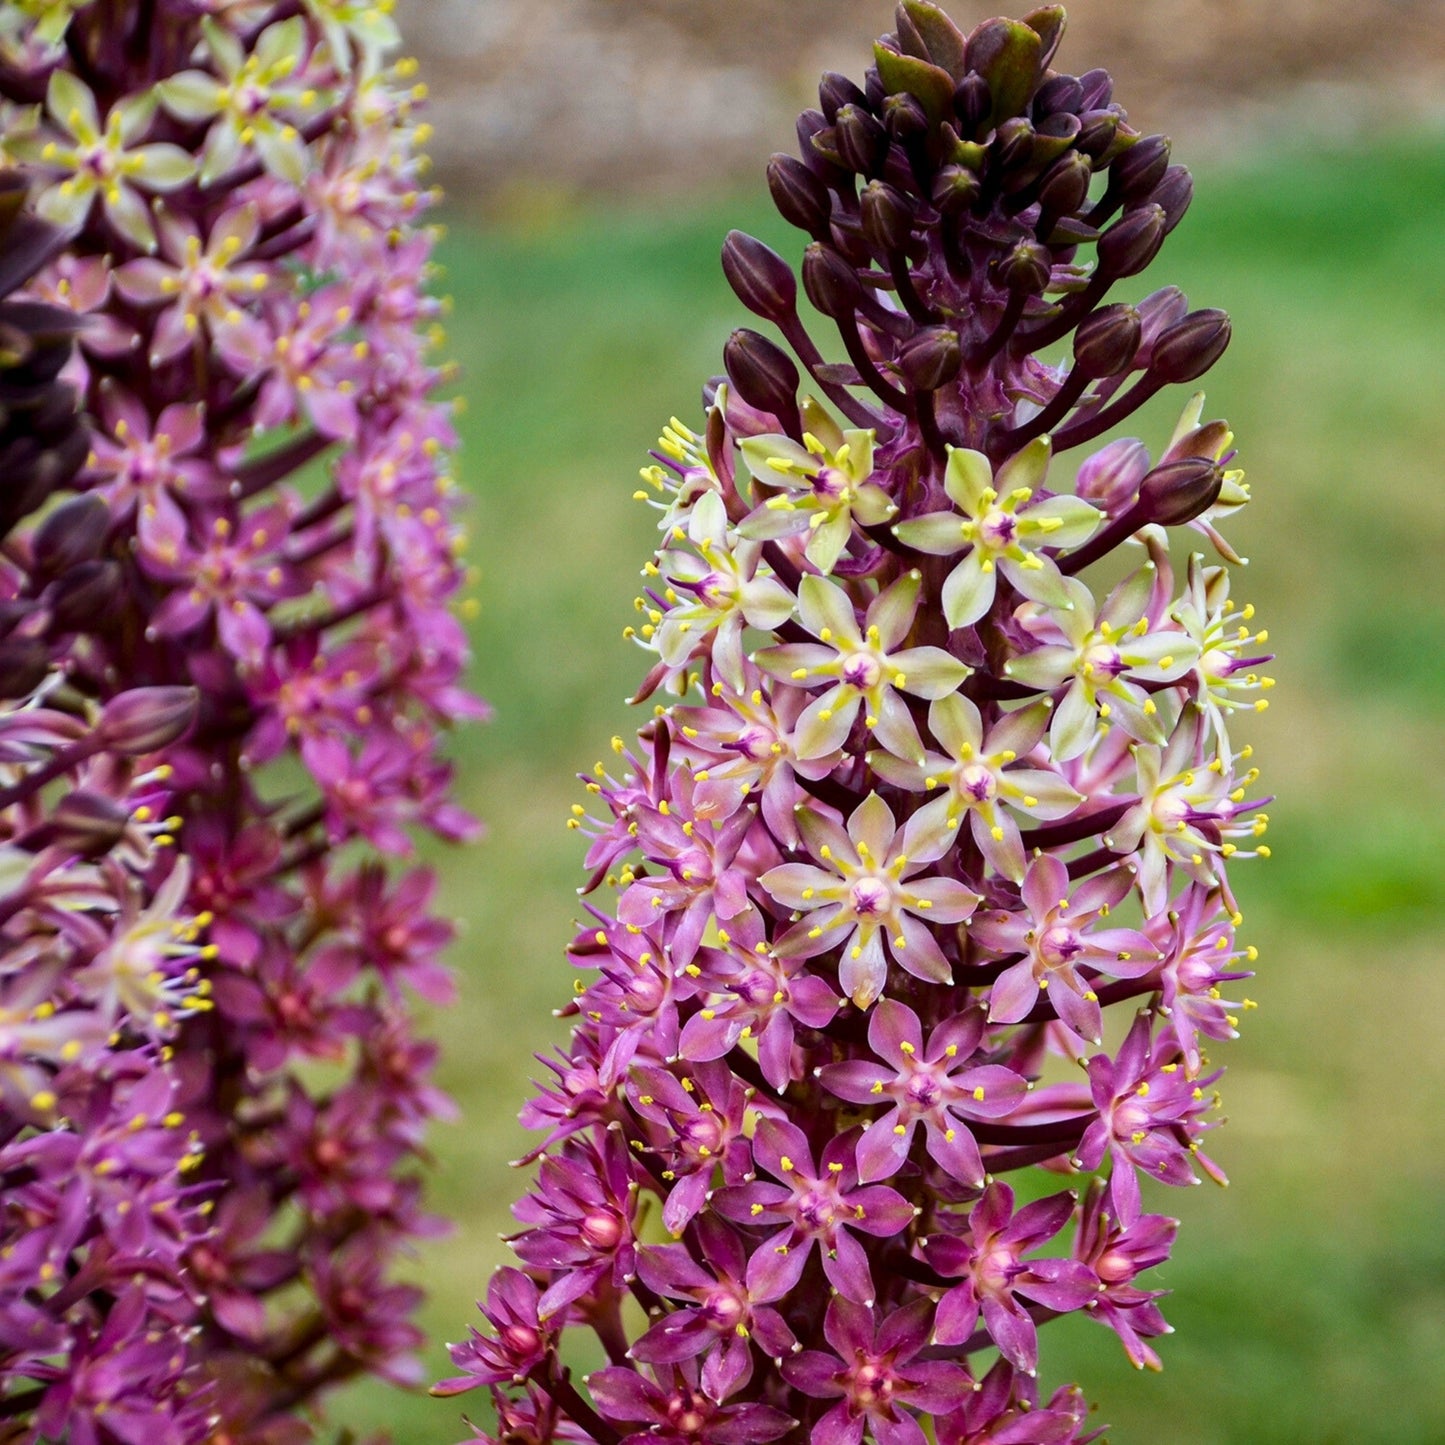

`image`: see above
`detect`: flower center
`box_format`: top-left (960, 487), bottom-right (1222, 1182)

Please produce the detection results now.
top-left (796, 1189), bottom-right (835, 1232)
top-left (1084, 641), bottom-right (1122, 677)
top-left (849, 876), bottom-right (891, 917)
top-left (811, 465), bottom-right (848, 501)
top-left (906, 1072), bottom-right (941, 1110)
top-left (1039, 924), bottom-right (1082, 968)
top-left (732, 725), bottom-right (775, 761)
top-left (703, 1288), bottom-right (744, 1330)
top-left (853, 1361), bottom-right (893, 1405)
top-left (842, 651), bottom-right (882, 691)
top-left (979, 507), bottom-right (1017, 549)
top-left (580, 1209), bottom-right (623, 1252)
top-left (957, 761), bottom-right (996, 802)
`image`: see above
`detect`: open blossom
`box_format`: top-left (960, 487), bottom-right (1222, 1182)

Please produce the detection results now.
top-left (0, 3), bottom-right (481, 1439)
top-left (442, 6), bottom-right (1267, 1444)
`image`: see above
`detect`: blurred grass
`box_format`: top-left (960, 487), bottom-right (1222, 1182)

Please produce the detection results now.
top-left (330, 127), bottom-right (1445, 1442)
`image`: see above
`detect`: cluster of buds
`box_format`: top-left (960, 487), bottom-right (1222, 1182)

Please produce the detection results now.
top-left (440, 5), bottom-right (1271, 1443)
top-left (0, 2), bottom-right (481, 1439)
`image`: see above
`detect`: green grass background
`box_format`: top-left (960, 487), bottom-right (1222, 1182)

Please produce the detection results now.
top-left (329, 129), bottom-right (1445, 1442)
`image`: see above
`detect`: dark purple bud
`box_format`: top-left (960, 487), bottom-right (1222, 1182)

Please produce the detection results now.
top-left (797, 108), bottom-right (847, 182)
top-left (802, 243), bottom-right (863, 319)
top-left (998, 240), bottom-right (1052, 295)
top-left (882, 90), bottom-right (929, 141)
top-left (1111, 134), bottom-right (1172, 200)
top-left (1077, 67), bottom-right (1114, 110)
top-left (1136, 457), bottom-right (1224, 526)
top-left (900, 1), bottom-right (968, 77)
top-left (22, 790), bottom-right (130, 859)
top-left (1136, 286), bottom-right (1190, 358)
top-left (953, 72), bottom-right (991, 132)
top-left (931, 164), bottom-right (981, 214)
top-left (994, 116), bottom-right (1035, 175)
top-left (721, 231), bottom-right (797, 323)
top-left (835, 103), bottom-right (888, 176)
top-left (1152, 164), bottom-right (1194, 232)
top-left (897, 325), bottom-right (962, 392)
top-left (1072, 303), bottom-right (1141, 378)
top-left (1034, 72), bottom-right (1083, 117)
top-left (1097, 203), bottom-right (1166, 278)
top-left (1075, 108), bottom-right (1119, 159)
top-left (98, 685), bottom-right (199, 755)
top-left (31, 493), bottom-right (110, 580)
top-left (819, 71), bottom-right (869, 121)
top-left (46, 561), bottom-right (122, 635)
top-left (723, 329), bottom-right (800, 422)
top-left (1150, 309), bottom-right (1231, 382)
top-left (0, 637), bottom-right (50, 699)
top-left (1037, 151), bottom-right (1093, 218)
top-left (860, 180), bottom-right (913, 255)
top-left (768, 154), bottom-right (832, 236)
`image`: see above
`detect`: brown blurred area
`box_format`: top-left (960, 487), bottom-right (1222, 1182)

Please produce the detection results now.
top-left (398, 0), bottom-right (1445, 201)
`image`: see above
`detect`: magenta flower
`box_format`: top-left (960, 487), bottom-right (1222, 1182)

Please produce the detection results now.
top-left (442, 6), bottom-right (1266, 1442)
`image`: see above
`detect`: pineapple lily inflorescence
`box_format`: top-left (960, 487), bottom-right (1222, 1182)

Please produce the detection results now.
top-left (439, 4), bottom-right (1272, 1443)
top-left (0, 2), bottom-right (482, 1439)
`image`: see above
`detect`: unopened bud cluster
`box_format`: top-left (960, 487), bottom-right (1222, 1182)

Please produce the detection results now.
top-left (0, 3), bottom-right (482, 1438)
top-left (441, 5), bottom-right (1270, 1443)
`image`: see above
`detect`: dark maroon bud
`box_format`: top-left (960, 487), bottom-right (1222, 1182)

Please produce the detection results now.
top-left (0, 637), bottom-right (50, 700)
top-left (1037, 150), bottom-right (1092, 218)
top-left (931, 163), bottom-right (981, 214)
top-left (953, 72), bottom-right (991, 132)
top-left (1022, 5), bottom-right (1067, 67)
top-left (882, 90), bottom-right (929, 141)
top-left (802, 242), bottom-right (864, 319)
top-left (721, 231), bottom-right (797, 322)
top-left (723, 328), bottom-right (800, 421)
top-left (819, 70), bottom-right (869, 121)
top-left (1035, 110), bottom-right (1082, 148)
top-left (1136, 285), bottom-right (1190, 351)
top-left (1110, 134), bottom-right (1172, 200)
top-left (828, 211), bottom-right (874, 267)
top-left (22, 790), bottom-right (130, 859)
top-left (1075, 107), bottom-right (1119, 158)
top-left (998, 239), bottom-right (1052, 295)
top-left (1034, 72), bottom-right (1083, 116)
top-left (860, 180), bottom-right (913, 255)
top-left (993, 116), bottom-right (1035, 172)
top-left (31, 493), bottom-right (110, 580)
top-left (1097, 203), bottom-right (1166, 278)
top-left (98, 685), bottom-right (199, 755)
top-left (46, 560), bottom-right (121, 634)
top-left (897, 325), bottom-right (962, 392)
top-left (768, 154), bottom-right (832, 236)
top-left (835, 103), bottom-right (888, 175)
top-left (1150, 308), bottom-right (1231, 382)
top-left (1077, 67), bottom-right (1114, 109)
top-left (1072, 303), bottom-right (1141, 378)
top-left (864, 65), bottom-right (887, 110)
top-left (796, 108), bottom-right (846, 182)
top-left (1152, 164), bottom-right (1194, 232)
top-left (1136, 457), bottom-right (1224, 526)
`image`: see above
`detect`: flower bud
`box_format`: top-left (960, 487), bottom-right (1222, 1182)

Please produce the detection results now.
top-left (860, 181), bottom-right (913, 255)
top-left (882, 91), bottom-right (929, 141)
top-left (897, 325), bottom-right (962, 392)
top-left (1075, 107), bottom-right (1119, 158)
top-left (835, 103), bottom-right (888, 176)
top-left (45, 560), bottom-right (122, 634)
top-left (31, 493), bottom-right (110, 580)
top-left (1037, 150), bottom-right (1093, 218)
top-left (723, 329), bottom-right (800, 423)
top-left (802, 242), bottom-right (863, 319)
top-left (998, 239), bottom-right (1052, 295)
top-left (1152, 165), bottom-right (1194, 232)
top-left (1097, 203), bottom-right (1166, 278)
top-left (98, 686), bottom-right (199, 755)
top-left (767, 154), bottom-right (831, 236)
top-left (1034, 72), bottom-right (1083, 117)
top-left (721, 231), bottom-right (797, 323)
top-left (1111, 134), bottom-right (1171, 200)
top-left (1136, 457), bottom-right (1223, 526)
top-left (1072, 303), bottom-right (1141, 378)
top-left (952, 72), bottom-right (991, 132)
top-left (993, 116), bottom-right (1035, 173)
top-left (819, 71), bottom-right (869, 121)
top-left (931, 164), bottom-right (981, 215)
top-left (1150, 309), bottom-right (1231, 382)
top-left (1076, 436), bottom-right (1151, 511)
top-left (1077, 67), bottom-right (1114, 109)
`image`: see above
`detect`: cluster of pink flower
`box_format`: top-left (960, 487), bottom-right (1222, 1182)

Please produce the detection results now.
top-left (0, 3), bottom-right (481, 1438)
top-left (440, 5), bottom-right (1271, 1443)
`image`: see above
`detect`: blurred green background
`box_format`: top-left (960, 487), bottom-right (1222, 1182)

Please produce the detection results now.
top-left (328, 127), bottom-right (1445, 1442)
